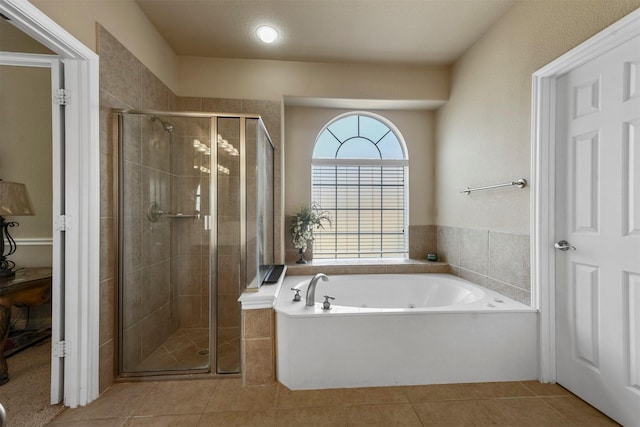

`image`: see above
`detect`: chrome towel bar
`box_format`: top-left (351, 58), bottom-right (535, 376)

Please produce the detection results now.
top-left (460, 178), bottom-right (527, 195)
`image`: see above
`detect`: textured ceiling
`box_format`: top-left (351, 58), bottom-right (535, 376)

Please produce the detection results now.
top-left (135, 0), bottom-right (516, 65)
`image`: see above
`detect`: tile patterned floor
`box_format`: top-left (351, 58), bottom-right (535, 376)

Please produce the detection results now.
top-left (135, 329), bottom-right (209, 372)
top-left (130, 328), bottom-right (240, 374)
top-left (48, 379), bottom-right (619, 426)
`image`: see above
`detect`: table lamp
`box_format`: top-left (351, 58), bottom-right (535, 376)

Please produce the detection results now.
top-left (0, 180), bottom-right (34, 278)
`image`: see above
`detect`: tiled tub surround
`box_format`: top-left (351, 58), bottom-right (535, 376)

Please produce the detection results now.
top-left (437, 226), bottom-right (531, 305)
top-left (284, 224), bottom-right (529, 305)
top-left (286, 258), bottom-right (450, 276)
top-left (284, 223), bottom-right (437, 264)
top-left (241, 308), bottom-right (276, 386)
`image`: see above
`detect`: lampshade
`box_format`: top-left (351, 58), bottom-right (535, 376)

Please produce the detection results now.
top-left (0, 180), bottom-right (34, 216)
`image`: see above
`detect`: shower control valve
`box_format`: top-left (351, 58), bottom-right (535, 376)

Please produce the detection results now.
top-left (322, 295), bottom-right (335, 310)
top-left (291, 288), bottom-right (302, 302)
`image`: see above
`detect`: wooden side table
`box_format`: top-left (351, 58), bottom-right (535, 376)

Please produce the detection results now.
top-left (0, 267), bottom-right (52, 386)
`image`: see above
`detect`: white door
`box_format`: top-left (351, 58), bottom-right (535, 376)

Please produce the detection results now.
top-left (555, 34), bottom-right (640, 426)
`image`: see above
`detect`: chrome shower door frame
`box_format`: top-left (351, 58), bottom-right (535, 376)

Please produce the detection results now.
top-left (115, 109), bottom-right (274, 378)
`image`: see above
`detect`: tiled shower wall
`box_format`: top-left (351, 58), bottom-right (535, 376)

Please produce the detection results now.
top-left (98, 25), bottom-right (177, 391)
top-left (437, 226), bottom-right (531, 305)
top-left (98, 26), bottom-right (283, 391)
top-left (169, 118), bottom-right (211, 332)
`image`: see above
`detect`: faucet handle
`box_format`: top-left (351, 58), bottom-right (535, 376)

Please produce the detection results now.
top-left (291, 288), bottom-right (301, 302)
top-left (322, 295), bottom-right (335, 310)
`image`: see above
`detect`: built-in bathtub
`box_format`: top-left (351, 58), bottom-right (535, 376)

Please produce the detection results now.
top-left (275, 273), bottom-right (537, 390)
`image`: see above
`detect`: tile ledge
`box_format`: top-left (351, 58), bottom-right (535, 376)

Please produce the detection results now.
top-left (238, 266), bottom-right (287, 310)
top-left (289, 257), bottom-right (438, 266)
top-left (285, 259), bottom-right (450, 276)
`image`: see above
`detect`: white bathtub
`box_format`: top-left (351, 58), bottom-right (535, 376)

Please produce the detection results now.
top-left (275, 273), bottom-right (537, 390)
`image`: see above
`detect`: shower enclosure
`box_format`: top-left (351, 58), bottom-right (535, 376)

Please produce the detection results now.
top-left (116, 110), bottom-right (274, 377)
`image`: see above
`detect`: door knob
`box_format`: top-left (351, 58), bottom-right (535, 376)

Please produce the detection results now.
top-left (554, 240), bottom-right (576, 251)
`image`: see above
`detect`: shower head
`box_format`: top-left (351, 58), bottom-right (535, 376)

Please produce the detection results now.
top-left (151, 116), bottom-right (174, 133)
top-left (162, 121), bottom-right (174, 133)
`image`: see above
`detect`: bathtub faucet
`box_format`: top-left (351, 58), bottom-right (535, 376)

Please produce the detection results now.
top-left (306, 273), bottom-right (329, 306)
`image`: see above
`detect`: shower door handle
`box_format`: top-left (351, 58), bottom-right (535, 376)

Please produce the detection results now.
top-left (204, 215), bottom-right (211, 231)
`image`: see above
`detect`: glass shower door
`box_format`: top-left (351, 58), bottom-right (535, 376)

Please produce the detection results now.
top-left (246, 117), bottom-right (274, 289)
top-left (119, 112), bottom-right (211, 375)
top-left (215, 117), bottom-right (242, 374)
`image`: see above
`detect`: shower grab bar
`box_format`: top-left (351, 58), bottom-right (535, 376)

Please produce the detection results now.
top-left (460, 178), bottom-right (527, 195)
top-left (165, 213), bottom-right (199, 218)
top-left (147, 202), bottom-right (199, 222)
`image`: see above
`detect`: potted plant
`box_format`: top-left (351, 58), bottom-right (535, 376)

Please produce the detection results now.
top-left (290, 202), bottom-right (331, 264)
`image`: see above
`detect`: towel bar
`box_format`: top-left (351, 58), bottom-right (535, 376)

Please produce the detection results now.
top-left (460, 178), bottom-right (527, 195)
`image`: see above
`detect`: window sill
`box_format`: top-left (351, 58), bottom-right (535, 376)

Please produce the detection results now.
top-left (285, 258), bottom-right (450, 276)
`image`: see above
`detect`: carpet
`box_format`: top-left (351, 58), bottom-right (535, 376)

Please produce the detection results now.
top-left (0, 339), bottom-right (64, 426)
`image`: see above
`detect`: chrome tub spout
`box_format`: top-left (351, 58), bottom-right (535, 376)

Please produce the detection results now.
top-left (306, 273), bottom-right (329, 306)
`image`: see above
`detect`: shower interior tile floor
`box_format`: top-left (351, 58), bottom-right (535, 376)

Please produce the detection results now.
top-left (49, 379), bottom-right (619, 426)
top-left (134, 328), bottom-right (239, 374)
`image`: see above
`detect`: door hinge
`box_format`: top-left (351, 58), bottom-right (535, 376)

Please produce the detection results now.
top-left (52, 341), bottom-right (69, 358)
top-left (55, 215), bottom-right (71, 231)
top-left (53, 88), bottom-right (70, 105)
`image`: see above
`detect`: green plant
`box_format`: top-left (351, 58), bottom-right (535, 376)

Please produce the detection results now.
top-left (290, 202), bottom-right (331, 252)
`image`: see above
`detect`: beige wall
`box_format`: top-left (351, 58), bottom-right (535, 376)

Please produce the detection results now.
top-left (0, 19), bottom-right (53, 268)
top-left (179, 56), bottom-right (450, 102)
top-left (0, 64), bottom-right (52, 268)
top-left (27, 0), bottom-right (449, 103)
top-left (0, 18), bottom-right (53, 53)
top-left (30, 0), bottom-right (178, 92)
top-left (435, 0), bottom-right (640, 234)
top-left (284, 106), bottom-right (436, 226)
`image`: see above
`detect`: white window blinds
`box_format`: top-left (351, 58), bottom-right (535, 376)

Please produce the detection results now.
top-left (312, 164), bottom-right (407, 258)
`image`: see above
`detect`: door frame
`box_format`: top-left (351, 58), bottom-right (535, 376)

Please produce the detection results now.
top-left (532, 7), bottom-right (640, 383)
top-left (0, 0), bottom-right (100, 407)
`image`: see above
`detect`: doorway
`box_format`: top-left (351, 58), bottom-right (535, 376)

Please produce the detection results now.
top-left (0, 0), bottom-right (100, 408)
top-left (0, 23), bottom-right (60, 407)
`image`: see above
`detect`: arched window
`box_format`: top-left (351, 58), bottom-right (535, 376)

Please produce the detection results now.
top-left (312, 112), bottom-right (408, 258)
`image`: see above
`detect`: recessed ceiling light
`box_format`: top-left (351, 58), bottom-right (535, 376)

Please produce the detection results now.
top-left (256, 25), bottom-right (279, 44)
